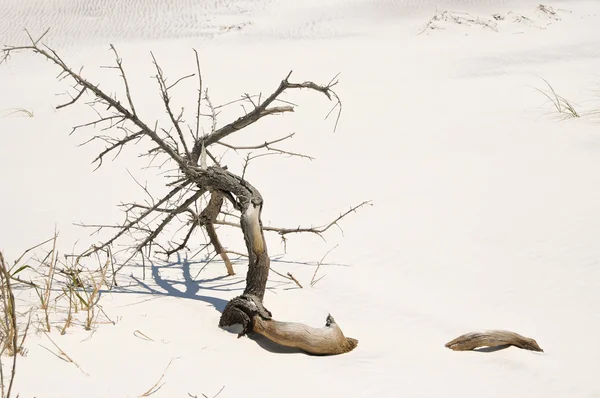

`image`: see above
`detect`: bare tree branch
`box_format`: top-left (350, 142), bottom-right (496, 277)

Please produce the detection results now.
top-left (109, 45), bottom-right (136, 116)
top-left (3, 39), bottom-right (189, 171)
top-left (191, 70), bottom-right (342, 162)
top-left (150, 52), bottom-right (192, 161)
top-left (217, 133), bottom-right (296, 151)
top-left (134, 188), bottom-right (205, 254)
top-left (81, 180), bottom-right (192, 256)
top-left (215, 201), bottom-right (372, 239)
top-left (56, 86), bottom-right (86, 109)
top-left (92, 130), bottom-right (144, 170)
top-left (193, 49), bottom-right (202, 141)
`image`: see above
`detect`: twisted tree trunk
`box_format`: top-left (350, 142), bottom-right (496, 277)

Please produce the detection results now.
top-left (192, 167), bottom-right (357, 355)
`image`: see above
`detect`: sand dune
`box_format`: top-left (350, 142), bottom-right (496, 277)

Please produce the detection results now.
top-left (2, 0), bottom-right (600, 397)
top-left (1, 0), bottom-right (528, 46)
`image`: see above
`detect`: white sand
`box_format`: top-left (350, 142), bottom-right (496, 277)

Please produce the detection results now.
top-left (2, 0), bottom-right (600, 397)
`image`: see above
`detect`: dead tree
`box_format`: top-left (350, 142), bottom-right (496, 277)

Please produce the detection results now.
top-left (2, 30), bottom-right (366, 355)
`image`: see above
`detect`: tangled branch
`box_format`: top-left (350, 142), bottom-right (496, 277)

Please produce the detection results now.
top-left (3, 30), bottom-right (356, 279)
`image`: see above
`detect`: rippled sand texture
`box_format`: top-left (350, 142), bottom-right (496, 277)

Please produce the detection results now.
top-left (1, 0), bottom-right (269, 47)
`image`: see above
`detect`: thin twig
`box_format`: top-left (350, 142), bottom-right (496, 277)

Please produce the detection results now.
top-left (193, 49), bottom-right (202, 142)
top-left (43, 332), bottom-right (88, 375)
top-left (286, 272), bottom-right (303, 288)
top-left (151, 52), bottom-right (191, 160)
top-left (110, 44), bottom-right (136, 115)
top-left (311, 245), bottom-right (338, 287)
top-left (56, 87), bottom-right (86, 109)
top-left (139, 358), bottom-right (176, 397)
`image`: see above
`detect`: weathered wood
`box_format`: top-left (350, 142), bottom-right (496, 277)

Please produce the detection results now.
top-left (253, 314), bottom-right (358, 355)
top-left (215, 181), bottom-right (358, 355)
top-left (200, 191), bottom-right (234, 275)
top-left (445, 330), bottom-right (543, 352)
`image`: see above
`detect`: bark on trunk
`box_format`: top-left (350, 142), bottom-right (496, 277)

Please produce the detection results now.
top-left (196, 166), bottom-right (357, 355)
top-left (201, 191), bottom-right (235, 275)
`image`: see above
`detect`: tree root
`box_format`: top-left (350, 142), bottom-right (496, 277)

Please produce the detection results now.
top-left (219, 295), bottom-right (357, 355)
top-left (445, 330), bottom-right (543, 352)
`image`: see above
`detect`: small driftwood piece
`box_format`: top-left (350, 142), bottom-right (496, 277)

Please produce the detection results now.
top-left (252, 314), bottom-right (358, 355)
top-left (445, 330), bottom-right (543, 352)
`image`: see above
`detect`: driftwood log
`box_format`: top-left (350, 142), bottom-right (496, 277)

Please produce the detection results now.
top-left (2, 32), bottom-right (359, 356)
top-left (445, 330), bottom-right (543, 352)
top-left (252, 314), bottom-right (358, 355)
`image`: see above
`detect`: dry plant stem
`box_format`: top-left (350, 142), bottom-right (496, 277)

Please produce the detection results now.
top-left (311, 245), bottom-right (337, 287)
top-left (139, 358), bottom-right (175, 397)
top-left (9, 276), bottom-right (36, 288)
top-left (188, 386), bottom-right (226, 398)
top-left (60, 287), bottom-right (74, 335)
top-left (0, 252), bottom-right (18, 398)
top-left (445, 330), bottom-right (544, 352)
top-left (203, 386), bottom-right (225, 398)
top-left (133, 330), bottom-right (154, 341)
top-left (43, 333), bottom-right (88, 374)
top-left (85, 251), bottom-right (111, 330)
top-left (42, 232), bottom-right (59, 332)
top-left (286, 272), bottom-right (303, 288)
top-left (18, 311), bottom-right (32, 356)
top-left (11, 234), bottom-right (55, 268)
top-left (42, 232), bottom-right (58, 309)
top-left (268, 268), bottom-right (303, 288)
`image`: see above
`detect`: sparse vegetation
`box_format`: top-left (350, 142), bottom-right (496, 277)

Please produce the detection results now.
top-left (0, 232), bottom-right (113, 395)
top-left (535, 77), bottom-right (581, 119)
top-left (0, 252), bottom-right (19, 398)
top-left (419, 4), bottom-right (572, 35)
top-left (2, 233), bottom-right (113, 343)
top-left (0, 108), bottom-right (33, 118)
top-left (419, 10), bottom-right (499, 35)
top-left (532, 76), bottom-right (600, 121)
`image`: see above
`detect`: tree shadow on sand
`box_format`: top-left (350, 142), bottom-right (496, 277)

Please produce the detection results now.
top-left (247, 333), bottom-right (306, 355)
top-left (111, 253), bottom-right (244, 313)
top-left (103, 254), bottom-right (313, 347)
